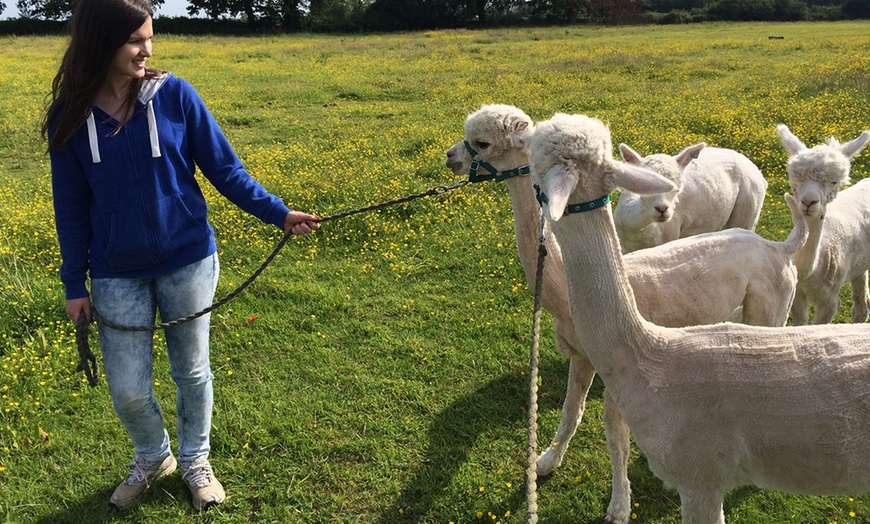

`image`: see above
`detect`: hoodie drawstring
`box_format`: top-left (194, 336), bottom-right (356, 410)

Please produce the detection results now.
top-left (146, 100), bottom-right (161, 159)
top-left (84, 103), bottom-right (161, 164)
top-left (86, 112), bottom-right (101, 164)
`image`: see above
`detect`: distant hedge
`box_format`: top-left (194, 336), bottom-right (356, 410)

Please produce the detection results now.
top-left (0, 16), bottom-right (281, 36)
top-left (0, 18), bottom-right (64, 35)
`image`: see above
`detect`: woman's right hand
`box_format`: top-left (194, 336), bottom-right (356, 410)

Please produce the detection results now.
top-left (66, 297), bottom-right (92, 323)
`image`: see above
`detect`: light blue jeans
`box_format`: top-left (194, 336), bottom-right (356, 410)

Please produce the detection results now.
top-left (91, 253), bottom-right (219, 468)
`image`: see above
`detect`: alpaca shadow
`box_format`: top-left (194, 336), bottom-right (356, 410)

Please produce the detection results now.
top-left (374, 352), bottom-right (609, 524)
top-left (33, 476), bottom-right (191, 524)
top-left (375, 372), bottom-right (530, 523)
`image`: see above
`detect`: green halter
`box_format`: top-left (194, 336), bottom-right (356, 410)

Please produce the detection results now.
top-left (534, 184), bottom-right (611, 215)
top-left (464, 140), bottom-right (531, 183)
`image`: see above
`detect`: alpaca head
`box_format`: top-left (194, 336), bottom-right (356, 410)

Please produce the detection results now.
top-left (531, 113), bottom-right (676, 223)
top-left (445, 104), bottom-right (535, 178)
top-left (777, 124), bottom-right (870, 216)
top-left (618, 142), bottom-right (706, 223)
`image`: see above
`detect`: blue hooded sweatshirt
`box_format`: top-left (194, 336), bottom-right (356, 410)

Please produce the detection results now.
top-left (50, 73), bottom-right (292, 300)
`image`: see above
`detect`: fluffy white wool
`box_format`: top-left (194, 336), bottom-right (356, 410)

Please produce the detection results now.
top-left (778, 124), bottom-right (870, 325)
top-left (614, 141), bottom-right (767, 253)
top-left (531, 112), bottom-right (870, 524)
top-left (447, 105), bottom-right (808, 524)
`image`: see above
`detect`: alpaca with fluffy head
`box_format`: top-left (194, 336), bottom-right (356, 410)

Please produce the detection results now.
top-left (531, 111), bottom-right (870, 524)
top-left (777, 124), bottom-right (870, 325)
top-left (615, 142), bottom-right (767, 253)
top-left (445, 104), bottom-right (808, 524)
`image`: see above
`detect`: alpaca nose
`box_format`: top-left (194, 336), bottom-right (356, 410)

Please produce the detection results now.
top-left (655, 205), bottom-right (669, 214)
top-left (801, 197), bottom-right (819, 211)
top-left (445, 151), bottom-right (462, 170)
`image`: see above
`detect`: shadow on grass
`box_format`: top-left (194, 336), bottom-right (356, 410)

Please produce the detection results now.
top-left (373, 356), bottom-right (757, 524)
top-left (375, 372), bottom-right (528, 523)
top-left (33, 476), bottom-right (191, 524)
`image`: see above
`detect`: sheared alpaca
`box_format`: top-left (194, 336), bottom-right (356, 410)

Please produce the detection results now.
top-left (777, 124), bottom-right (870, 325)
top-left (531, 111), bottom-right (870, 524)
top-left (445, 104), bottom-right (808, 523)
top-left (615, 142), bottom-right (767, 253)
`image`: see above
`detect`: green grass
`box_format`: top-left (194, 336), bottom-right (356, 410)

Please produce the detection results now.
top-left (1, 21), bottom-right (870, 523)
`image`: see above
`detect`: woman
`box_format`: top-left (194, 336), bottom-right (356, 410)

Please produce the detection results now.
top-left (42, 0), bottom-right (319, 511)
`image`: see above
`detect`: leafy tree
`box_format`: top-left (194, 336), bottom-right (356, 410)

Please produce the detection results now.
top-left (842, 0), bottom-right (870, 17)
top-left (526, 0), bottom-right (590, 23)
top-left (260, 0), bottom-right (304, 29)
top-left (186, 0), bottom-right (304, 29)
top-left (364, 0), bottom-right (463, 29)
top-left (0, 2), bottom-right (6, 16)
top-left (186, 0), bottom-right (235, 19)
top-left (773, 0), bottom-right (808, 19)
top-left (645, 0), bottom-right (704, 11)
top-left (16, 0), bottom-right (164, 20)
top-left (307, 0), bottom-right (365, 30)
top-left (706, 0), bottom-right (774, 19)
top-left (706, 0), bottom-right (807, 20)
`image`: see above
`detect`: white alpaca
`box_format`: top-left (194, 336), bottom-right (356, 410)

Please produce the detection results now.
top-left (531, 112), bottom-right (870, 524)
top-left (614, 141), bottom-right (767, 253)
top-left (445, 104), bottom-right (807, 524)
top-left (776, 124), bottom-right (870, 325)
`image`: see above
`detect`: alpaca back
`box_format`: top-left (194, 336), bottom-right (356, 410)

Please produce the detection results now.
top-left (675, 147), bottom-right (766, 236)
top-left (615, 147), bottom-right (766, 252)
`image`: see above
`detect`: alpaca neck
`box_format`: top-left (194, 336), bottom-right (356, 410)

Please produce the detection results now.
top-left (550, 202), bottom-right (653, 378)
top-left (505, 175), bottom-right (542, 266)
top-left (498, 148), bottom-right (541, 271)
top-left (793, 212), bottom-right (825, 280)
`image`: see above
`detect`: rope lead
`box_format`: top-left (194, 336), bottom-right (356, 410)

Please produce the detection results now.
top-left (73, 177), bottom-right (471, 385)
top-left (525, 213), bottom-right (547, 524)
top-left (75, 313), bottom-right (99, 387)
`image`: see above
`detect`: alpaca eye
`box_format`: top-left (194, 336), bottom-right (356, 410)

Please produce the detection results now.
top-left (476, 140), bottom-right (491, 150)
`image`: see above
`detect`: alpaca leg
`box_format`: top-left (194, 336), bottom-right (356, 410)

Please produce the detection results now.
top-left (724, 306), bottom-right (743, 323)
top-left (850, 271), bottom-right (870, 323)
top-left (603, 389), bottom-right (631, 524)
top-left (742, 288), bottom-right (793, 327)
top-left (536, 350), bottom-right (596, 477)
top-left (790, 290), bottom-right (809, 326)
top-left (679, 489), bottom-right (726, 524)
top-left (812, 295), bottom-right (841, 325)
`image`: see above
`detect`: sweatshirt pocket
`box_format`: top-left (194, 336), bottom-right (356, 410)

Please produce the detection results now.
top-left (103, 194), bottom-right (211, 273)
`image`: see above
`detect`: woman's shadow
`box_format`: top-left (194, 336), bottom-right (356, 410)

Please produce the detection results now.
top-left (34, 476), bottom-right (190, 524)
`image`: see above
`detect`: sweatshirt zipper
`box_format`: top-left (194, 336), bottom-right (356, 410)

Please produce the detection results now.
top-left (122, 116), bottom-right (167, 271)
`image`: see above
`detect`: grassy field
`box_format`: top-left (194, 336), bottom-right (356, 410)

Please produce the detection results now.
top-left (1, 21), bottom-right (870, 524)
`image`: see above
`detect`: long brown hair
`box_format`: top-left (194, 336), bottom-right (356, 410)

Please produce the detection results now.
top-left (42, 0), bottom-right (162, 151)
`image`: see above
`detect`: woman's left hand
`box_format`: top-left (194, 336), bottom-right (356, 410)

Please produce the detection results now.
top-left (284, 211), bottom-right (321, 235)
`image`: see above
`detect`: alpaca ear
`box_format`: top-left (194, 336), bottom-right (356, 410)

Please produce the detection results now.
top-left (618, 143), bottom-right (643, 165)
top-left (777, 124), bottom-right (807, 156)
top-left (674, 142), bottom-right (706, 168)
top-left (539, 164), bottom-right (575, 222)
top-left (612, 162), bottom-right (676, 195)
top-left (784, 192), bottom-right (798, 213)
top-left (840, 130), bottom-right (870, 160)
top-left (511, 122), bottom-right (535, 150)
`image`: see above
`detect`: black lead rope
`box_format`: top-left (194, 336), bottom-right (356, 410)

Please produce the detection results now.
top-left (73, 177), bottom-right (472, 386)
top-left (75, 313), bottom-right (99, 387)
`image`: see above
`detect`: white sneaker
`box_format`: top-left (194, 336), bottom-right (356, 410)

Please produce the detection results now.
top-left (108, 454), bottom-right (177, 510)
top-left (182, 459), bottom-right (226, 511)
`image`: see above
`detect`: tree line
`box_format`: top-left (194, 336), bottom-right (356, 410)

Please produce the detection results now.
top-left (2, 0), bottom-right (869, 33)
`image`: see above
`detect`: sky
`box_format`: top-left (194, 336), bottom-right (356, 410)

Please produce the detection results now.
top-left (0, 0), bottom-right (195, 20)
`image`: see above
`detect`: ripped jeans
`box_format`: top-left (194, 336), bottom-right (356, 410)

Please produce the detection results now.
top-left (91, 253), bottom-right (219, 468)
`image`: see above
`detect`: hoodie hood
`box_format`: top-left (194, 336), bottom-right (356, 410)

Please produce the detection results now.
top-left (86, 72), bottom-right (171, 163)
